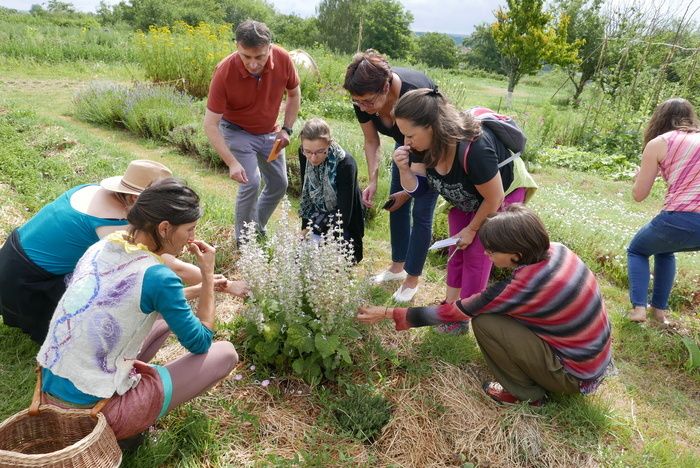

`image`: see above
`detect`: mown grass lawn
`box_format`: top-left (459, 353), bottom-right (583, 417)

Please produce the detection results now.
top-left (0, 58), bottom-right (698, 467)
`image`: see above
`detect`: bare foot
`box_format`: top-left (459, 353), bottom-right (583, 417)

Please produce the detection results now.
top-left (629, 307), bottom-right (647, 323)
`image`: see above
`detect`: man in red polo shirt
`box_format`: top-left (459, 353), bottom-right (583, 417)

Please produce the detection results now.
top-left (204, 20), bottom-right (301, 241)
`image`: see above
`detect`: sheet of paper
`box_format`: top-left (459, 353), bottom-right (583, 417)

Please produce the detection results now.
top-left (429, 237), bottom-right (459, 250)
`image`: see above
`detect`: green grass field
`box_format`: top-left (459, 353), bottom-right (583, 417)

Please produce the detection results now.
top-left (1, 37), bottom-right (699, 467)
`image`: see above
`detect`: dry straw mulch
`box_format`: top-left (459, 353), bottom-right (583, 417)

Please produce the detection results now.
top-left (376, 363), bottom-right (596, 467)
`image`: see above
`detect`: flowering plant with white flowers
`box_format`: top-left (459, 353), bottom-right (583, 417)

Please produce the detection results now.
top-left (236, 197), bottom-right (367, 383)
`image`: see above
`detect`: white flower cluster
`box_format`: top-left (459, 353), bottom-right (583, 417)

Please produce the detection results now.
top-left (236, 197), bottom-right (367, 336)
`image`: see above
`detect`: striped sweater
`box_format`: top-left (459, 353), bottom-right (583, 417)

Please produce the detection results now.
top-left (393, 243), bottom-right (612, 383)
top-left (659, 130), bottom-right (700, 213)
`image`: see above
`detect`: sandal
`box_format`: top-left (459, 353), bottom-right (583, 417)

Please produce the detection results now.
top-left (482, 381), bottom-right (544, 407)
top-left (629, 307), bottom-right (647, 323)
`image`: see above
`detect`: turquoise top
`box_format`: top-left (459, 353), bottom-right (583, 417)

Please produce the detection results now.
top-left (42, 264), bottom-right (214, 404)
top-left (18, 184), bottom-right (128, 275)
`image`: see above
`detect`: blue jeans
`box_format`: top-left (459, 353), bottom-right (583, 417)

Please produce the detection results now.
top-left (389, 162), bottom-right (438, 277)
top-left (627, 210), bottom-right (700, 309)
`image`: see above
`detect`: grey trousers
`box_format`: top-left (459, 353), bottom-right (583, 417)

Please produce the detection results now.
top-left (220, 120), bottom-right (288, 240)
top-left (472, 314), bottom-right (581, 401)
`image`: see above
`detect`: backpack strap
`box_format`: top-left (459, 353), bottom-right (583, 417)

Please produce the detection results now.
top-left (459, 140), bottom-right (520, 174)
top-left (497, 151), bottom-right (521, 168)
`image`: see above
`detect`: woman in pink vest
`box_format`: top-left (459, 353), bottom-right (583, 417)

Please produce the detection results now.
top-left (628, 98), bottom-right (700, 324)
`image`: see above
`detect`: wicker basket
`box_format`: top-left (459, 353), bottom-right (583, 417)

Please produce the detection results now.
top-left (0, 404), bottom-right (122, 468)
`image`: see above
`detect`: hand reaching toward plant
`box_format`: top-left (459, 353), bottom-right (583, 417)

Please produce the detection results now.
top-left (357, 305), bottom-right (393, 324)
top-left (223, 279), bottom-right (250, 298)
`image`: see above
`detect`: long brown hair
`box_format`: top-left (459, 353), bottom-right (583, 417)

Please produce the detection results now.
top-left (644, 98), bottom-right (700, 146)
top-left (343, 49), bottom-right (392, 96)
top-left (478, 204), bottom-right (550, 265)
top-left (393, 88), bottom-right (481, 168)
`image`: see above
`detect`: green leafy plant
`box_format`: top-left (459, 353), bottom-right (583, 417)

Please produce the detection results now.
top-left (327, 382), bottom-right (392, 442)
top-left (237, 198), bottom-right (367, 384)
top-left (681, 337), bottom-right (700, 372)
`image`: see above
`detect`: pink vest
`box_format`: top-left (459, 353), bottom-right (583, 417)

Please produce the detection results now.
top-left (659, 130), bottom-right (700, 213)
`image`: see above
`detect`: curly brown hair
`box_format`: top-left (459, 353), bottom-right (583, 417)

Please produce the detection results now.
top-left (644, 98), bottom-right (700, 146)
top-left (392, 88), bottom-right (481, 168)
top-left (343, 49), bottom-right (392, 96)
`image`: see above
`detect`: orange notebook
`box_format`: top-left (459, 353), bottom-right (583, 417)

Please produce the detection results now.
top-left (267, 139), bottom-right (282, 162)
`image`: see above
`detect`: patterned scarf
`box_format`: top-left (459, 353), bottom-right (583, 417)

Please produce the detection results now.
top-left (300, 142), bottom-right (346, 220)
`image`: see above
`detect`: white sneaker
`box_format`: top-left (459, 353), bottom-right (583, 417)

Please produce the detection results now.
top-left (392, 284), bottom-right (418, 302)
top-left (373, 269), bottom-right (408, 284)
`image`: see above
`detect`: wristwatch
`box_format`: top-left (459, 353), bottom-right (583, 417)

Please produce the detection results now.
top-left (281, 126), bottom-right (293, 136)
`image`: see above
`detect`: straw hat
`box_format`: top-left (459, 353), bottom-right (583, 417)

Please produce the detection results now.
top-left (100, 160), bottom-right (173, 196)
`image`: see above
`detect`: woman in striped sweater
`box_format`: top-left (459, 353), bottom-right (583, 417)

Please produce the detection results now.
top-left (628, 98), bottom-right (700, 324)
top-left (358, 204), bottom-right (613, 405)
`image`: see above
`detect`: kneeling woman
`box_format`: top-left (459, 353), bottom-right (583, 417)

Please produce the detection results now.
top-left (37, 178), bottom-right (237, 440)
top-left (298, 118), bottom-right (364, 263)
top-left (358, 205), bottom-right (612, 405)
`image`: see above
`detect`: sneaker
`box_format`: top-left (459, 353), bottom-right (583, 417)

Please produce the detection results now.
top-left (482, 381), bottom-right (543, 407)
top-left (392, 284), bottom-right (418, 302)
top-left (373, 269), bottom-right (408, 284)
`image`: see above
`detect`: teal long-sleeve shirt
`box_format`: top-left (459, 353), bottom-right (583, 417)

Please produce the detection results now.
top-left (42, 264), bottom-right (213, 404)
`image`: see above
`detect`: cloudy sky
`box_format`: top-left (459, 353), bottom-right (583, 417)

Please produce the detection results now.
top-left (0, 0), bottom-right (506, 35)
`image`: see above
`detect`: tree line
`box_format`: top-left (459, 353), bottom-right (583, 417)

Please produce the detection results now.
top-left (28, 0), bottom-right (700, 108)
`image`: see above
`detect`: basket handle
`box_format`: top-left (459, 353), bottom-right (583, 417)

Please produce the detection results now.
top-left (29, 366), bottom-right (112, 419)
top-left (28, 366), bottom-right (42, 416)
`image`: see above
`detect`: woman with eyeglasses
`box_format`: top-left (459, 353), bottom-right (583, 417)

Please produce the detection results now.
top-left (298, 118), bottom-right (364, 263)
top-left (343, 49), bottom-right (437, 301)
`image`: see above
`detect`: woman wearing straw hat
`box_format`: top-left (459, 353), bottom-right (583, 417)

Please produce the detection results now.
top-left (0, 160), bottom-right (249, 343)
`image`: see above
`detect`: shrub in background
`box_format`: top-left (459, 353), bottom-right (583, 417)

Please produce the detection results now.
top-left (73, 82), bottom-right (129, 126)
top-left (134, 21), bottom-right (233, 98)
top-left (121, 84), bottom-right (195, 140)
top-left (236, 198), bottom-right (367, 384)
top-left (534, 146), bottom-right (637, 180)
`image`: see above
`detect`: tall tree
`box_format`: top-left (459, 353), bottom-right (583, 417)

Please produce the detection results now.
top-left (416, 32), bottom-right (459, 68)
top-left (462, 23), bottom-right (506, 75)
top-left (554, 0), bottom-right (606, 104)
top-left (218, 0), bottom-right (275, 28)
top-left (271, 14), bottom-right (321, 49)
top-left (317, 0), bottom-right (414, 59)
top-left (361, 0), bottom-right (414, 59)
top-left (492, 0), bottom-right (581, 105)
top-left (317, 0), bottom-right (367, 54)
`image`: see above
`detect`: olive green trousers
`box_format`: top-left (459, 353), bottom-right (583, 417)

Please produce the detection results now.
top-left (472, 314), bottom-right (580, 401)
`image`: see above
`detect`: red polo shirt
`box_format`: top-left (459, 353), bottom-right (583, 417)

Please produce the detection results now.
top-left (206, 45), bottom-right (299, 135)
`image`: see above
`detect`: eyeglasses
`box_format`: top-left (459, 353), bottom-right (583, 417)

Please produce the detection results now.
top-left (351, 92), bottom-right (383, 107)
top-left (302, 148), bottom-right (329, 157)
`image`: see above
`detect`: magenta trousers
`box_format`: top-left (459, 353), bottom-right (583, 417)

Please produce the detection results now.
top-left (447, 188), bottom-right (526, 299)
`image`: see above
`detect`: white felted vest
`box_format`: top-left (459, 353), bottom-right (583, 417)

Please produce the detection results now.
top-left (38, 232), bottom-right (162, 398)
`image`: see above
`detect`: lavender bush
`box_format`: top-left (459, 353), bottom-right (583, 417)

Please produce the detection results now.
top-left (237, 198), bottom-right (367, 383)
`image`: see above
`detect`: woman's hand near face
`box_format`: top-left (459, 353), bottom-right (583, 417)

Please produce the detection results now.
top-left (188, 240), bottom-right (216, 276)
top-left (392, 145), bottom-right (412, 172)
top-left (357, 305), bottom-right (392, 324)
